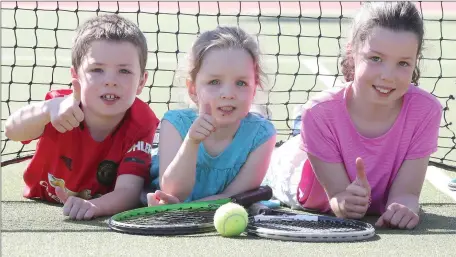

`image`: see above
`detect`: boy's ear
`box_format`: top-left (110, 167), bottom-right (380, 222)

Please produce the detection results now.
top-left (70, 66), bottom-right (78, 79)
top-left (136, 71), bottom-right (149, 95)
top-left (186, 79), bottom-right (198, 103)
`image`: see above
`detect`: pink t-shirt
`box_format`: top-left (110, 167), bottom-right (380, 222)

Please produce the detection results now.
top-left (297, 83), bottom-right (442, 215)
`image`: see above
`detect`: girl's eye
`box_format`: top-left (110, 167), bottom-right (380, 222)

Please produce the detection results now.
top-left (370, 56), bottom-right (381, 62)
top-left (120, 69), bottom-right (131, 74)
top-left (209, 80), bottom-right (219, 85)
top-left (236, 81), bottom-right (247, 87)
top-left (91, 68), bottom-right (103, 73)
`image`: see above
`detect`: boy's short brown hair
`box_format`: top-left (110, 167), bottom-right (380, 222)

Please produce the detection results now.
top-left (71, 14), bottom-right (148, 73)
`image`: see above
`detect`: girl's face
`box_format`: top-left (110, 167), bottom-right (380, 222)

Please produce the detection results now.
top-left (188, 48), bottom-right (257, 127)
top-left (352, 26), bottom-right (419, 107)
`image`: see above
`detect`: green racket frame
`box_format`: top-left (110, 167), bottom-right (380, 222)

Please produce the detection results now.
top-left (109, 199), bottom-right (232, 235)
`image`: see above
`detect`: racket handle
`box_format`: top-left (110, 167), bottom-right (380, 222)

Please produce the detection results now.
top-left (231, 186), bottom-right (273, 207)
top-left (248, 202), bottom-right (296, 216)
top-left (248, 202), bottom-right (270, 216)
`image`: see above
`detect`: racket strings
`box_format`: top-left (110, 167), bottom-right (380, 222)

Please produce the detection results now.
top-left (250, 219), bottom-right (367, 233)
top-left (120, 209), bottom-right (215, 227)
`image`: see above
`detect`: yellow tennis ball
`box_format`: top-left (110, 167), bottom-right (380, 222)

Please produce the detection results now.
top-left (214, 202), bottom-right (248, 237)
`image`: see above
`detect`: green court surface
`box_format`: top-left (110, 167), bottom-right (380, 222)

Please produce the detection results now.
top-left (2, 160), bottom-right (456, 257)
top-left (2, 2), bottom-right (456, 256)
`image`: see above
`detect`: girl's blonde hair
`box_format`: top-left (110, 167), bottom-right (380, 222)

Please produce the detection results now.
top-left (186, 26), bottom-right (267, 89)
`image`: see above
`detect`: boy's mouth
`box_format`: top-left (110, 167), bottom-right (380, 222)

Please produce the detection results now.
top-left (100, 94), bottom-right (120, 101)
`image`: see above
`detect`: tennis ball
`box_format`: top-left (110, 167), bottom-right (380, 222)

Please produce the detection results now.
top-left (214, 202), bottom-right (248, 237)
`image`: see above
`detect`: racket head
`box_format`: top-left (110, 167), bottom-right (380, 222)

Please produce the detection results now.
top-left (109, 186), bottom-right (273, 235)
top-left (246, 204), bottom-right (375, 242)
top-left (109, 198), bottom-right (230, 235)
top-left (247, 214), bottom-right (375, 242)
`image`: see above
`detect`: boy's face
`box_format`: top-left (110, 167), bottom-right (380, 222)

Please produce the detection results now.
top-left (71, 40), bottom-right (147, 119)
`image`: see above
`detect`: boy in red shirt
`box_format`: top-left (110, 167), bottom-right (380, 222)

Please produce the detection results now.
top-left (5, 14), bottom-right (159, 220)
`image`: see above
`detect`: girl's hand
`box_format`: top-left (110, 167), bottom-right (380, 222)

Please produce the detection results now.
top-left (147, 190), bottom-right (181, 206)
top-left (187, 103), bottom-right (217, 144)
top-left (333, 158), bottom-right (371, 219)
top-left (375, 203), bottom-right (419, 229)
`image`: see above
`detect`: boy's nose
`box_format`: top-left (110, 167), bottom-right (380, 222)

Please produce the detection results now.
top-left (104, 73), bottom-right (118, 87)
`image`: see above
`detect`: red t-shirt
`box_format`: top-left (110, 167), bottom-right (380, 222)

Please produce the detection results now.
top-left (22, 89), bottom-right (159, 203)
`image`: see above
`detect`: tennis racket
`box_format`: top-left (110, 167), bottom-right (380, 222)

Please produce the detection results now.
top-left (108, 186), bottom-right (273, 235)
top-left (246, 203), bottom-right (376, 242)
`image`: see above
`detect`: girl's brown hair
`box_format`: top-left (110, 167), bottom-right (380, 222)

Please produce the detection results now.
top-left (341, 2), bottom-right (424, 85)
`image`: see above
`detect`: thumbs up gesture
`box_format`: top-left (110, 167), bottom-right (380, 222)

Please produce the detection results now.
top-left (187, 102), bottom-right (217, 144)
top-left (353, 157), bottom-right (371, 192)
top-left (337, 157), bottom-right (372, 219)
top-left (48, 78), bottom-right (84, 133)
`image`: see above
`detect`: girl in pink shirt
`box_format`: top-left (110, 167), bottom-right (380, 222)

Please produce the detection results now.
top-left (297, 2), bottom-right (442, 229)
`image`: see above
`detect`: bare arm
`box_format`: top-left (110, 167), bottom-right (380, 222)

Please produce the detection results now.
top-left (307, 154), bottom-right (371, 219)
top-left (90, 174), bottom-right (144, 216)
top-left (308, 154), bottom-right (351, 199)
top-left (5, 100), bottom-right (52, 141)
top-left (374, 157), bottom-right (429, 229)
top-left (307, 154), bottom-right (350, 216)
top-left (158, 120), bottom-right (199, 201)
top-left (386, 157), bottom-right (429, 214)
top-left (198, 135), bottom-right (277, 202)
top-left (5, 89), bottom-right (83, 142)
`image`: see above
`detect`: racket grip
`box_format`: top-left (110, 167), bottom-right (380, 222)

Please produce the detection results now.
top-left (248, 202), bottom-right (271, 216)
top-left (231, 186), bottom-right (273, 207)
top-left (248, 202), bottom-right (296, 216)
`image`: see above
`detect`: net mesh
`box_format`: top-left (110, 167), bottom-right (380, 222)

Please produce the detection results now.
top-left (1, 1), bottom-right (455, 169)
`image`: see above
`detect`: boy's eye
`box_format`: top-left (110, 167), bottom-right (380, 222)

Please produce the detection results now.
top-left (120, 69), bottom-right (131, 74)
top-left (236, 81), bottom-right (247, 87)
top-left (209, 80), bottom-right (219, 85)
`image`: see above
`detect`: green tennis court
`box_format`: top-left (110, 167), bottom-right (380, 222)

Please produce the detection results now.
top-left (2, 2), bottom-right (456, 256)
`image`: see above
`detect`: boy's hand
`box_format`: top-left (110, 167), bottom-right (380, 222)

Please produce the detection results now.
top-left (334, 157), bottom-right (371, 219)
top-left (375, 203), bottom-right (419, 229)
top-left (146, 190), bottom-right (181, 206)
top-left (187, 103), bottom-right (217, 144)
top-left (48, 79), bottom-right (84, 133)
top-left (55, 186), bottom-right (99, 220)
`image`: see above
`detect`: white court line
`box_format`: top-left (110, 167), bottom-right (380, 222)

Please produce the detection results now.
top-left (425, 166), bottom-right (456, 202)
top-left (302, 59), bottom-right (456, 202)
top-left (302, 59), bottom-right (345, 88)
